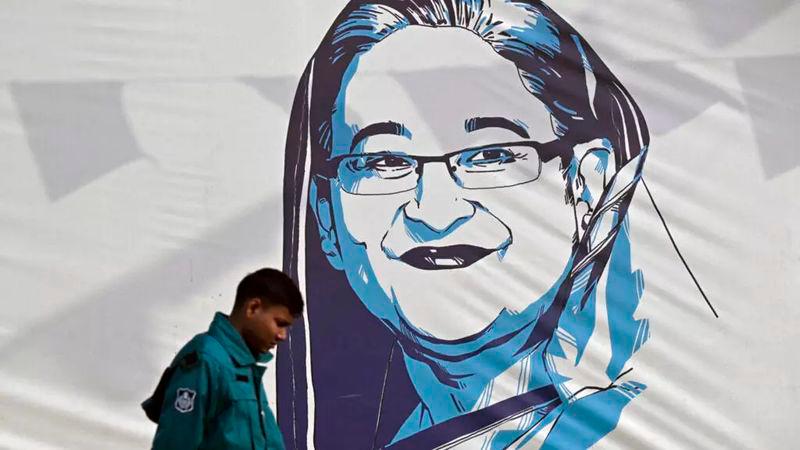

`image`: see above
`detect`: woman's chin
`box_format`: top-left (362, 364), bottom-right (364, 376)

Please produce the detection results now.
top-left (394, 299), bottom-right (506, 341)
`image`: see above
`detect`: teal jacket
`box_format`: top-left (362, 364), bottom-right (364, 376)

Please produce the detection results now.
top-left (149, 312), bottom-right (285, 450)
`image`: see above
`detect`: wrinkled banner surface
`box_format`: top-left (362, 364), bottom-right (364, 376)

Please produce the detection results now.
top-left (0, 1), bottom-right (798, 449)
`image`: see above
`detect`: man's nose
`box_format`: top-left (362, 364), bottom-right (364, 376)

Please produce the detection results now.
top-left (276, 329), bottom-right (287, 341)
top-left (403, 162), bottom-right (475, 234)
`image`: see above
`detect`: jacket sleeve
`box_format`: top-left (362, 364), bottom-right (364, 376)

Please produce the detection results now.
top-left (151, 356), bottom-right (218, 450)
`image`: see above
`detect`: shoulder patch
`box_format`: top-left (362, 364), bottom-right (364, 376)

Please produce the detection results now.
top-left (174, 388), bottom-right (196, 413)
top-left (179, 351), bottom-right (199, 369)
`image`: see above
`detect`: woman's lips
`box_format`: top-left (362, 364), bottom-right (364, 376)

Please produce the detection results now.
top-left (398, 245), bottom-right (494, 270)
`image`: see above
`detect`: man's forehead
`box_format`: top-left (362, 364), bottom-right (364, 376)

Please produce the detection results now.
top-left (265, 303), bottom-right (293, 317)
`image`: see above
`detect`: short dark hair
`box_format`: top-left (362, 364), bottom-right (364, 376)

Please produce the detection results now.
top-left (234, 268), bottom-right (304, 316)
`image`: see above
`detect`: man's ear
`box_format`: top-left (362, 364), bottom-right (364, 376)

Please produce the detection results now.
top-left (310, 177), bottom-right (343, 270)
top-left (570, 139), bottom-right (616, 242)
top-left (245, 297), bottom-right (262, 317)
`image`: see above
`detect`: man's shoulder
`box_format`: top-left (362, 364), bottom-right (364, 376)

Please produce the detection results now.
top-left (174, 333), bottom-right (233, 371)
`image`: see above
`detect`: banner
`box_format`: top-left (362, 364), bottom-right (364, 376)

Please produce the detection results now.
top-left (0, 1), bottom-right (798, 448)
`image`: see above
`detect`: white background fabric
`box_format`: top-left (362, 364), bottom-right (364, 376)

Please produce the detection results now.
top-left (0, 1), bottom-right (798, 448)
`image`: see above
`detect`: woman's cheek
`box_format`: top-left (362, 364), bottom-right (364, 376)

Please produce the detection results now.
top-left (336, 190), bottom-right (410, 246)
top-left (466, 171), bottom-right (575, 247)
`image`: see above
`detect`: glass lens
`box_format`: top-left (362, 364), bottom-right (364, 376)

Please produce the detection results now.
top-left (451, 144), bottom-right (541, 189)
top-left (337, 153), bottom-right (418, 194)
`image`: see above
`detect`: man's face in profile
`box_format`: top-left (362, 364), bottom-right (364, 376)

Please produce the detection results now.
top-left (241, 302), bottom-right (295, 354)
top-left (319, 27), bottom-right (577, 339)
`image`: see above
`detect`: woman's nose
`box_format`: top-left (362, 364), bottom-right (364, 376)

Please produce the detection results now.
top-left (403, 162), bottom-right (475, 233)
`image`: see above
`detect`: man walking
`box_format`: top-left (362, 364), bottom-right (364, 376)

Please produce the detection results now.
top-left (142, 268), bottom-right (303, 449)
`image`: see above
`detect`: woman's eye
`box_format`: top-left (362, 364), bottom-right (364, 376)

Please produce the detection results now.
top-left (366, 155), bottom-right (413, 170)
top-left (466, 148), bottom-right (518, 165)
top-left (343, 154), bottom-right (415, 176)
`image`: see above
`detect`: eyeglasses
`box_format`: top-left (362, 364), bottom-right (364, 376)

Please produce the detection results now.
top-left (319, 141), bottom-right (563, 195)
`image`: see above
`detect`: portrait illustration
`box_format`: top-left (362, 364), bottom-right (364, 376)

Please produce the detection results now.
top-left (277, 1), bottom-right (651, 448)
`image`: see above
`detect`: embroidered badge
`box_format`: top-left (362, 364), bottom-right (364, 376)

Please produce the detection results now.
top-left (175, 388), bottom-right (196, 413)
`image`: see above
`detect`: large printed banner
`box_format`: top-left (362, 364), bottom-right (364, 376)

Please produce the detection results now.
top-left (0, 1), bottom-right (798, 449)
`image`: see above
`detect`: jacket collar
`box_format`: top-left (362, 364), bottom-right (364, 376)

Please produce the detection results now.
top-left (208, 312), bottom-right (273, 366)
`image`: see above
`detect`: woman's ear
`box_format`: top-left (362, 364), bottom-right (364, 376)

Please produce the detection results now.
top-left (570, 139), bottom-right (616, 242)
top-left (310, 177), bottom-right (344, 270)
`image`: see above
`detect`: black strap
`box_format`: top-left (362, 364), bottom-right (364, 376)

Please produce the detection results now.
top-left (141, 351), bottom-right (200, 423)
top-left (141, 365), bottom-right (176, 424)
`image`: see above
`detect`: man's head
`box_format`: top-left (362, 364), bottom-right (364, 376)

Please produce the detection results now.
top-left (230, 268), bottom-right (304, 354)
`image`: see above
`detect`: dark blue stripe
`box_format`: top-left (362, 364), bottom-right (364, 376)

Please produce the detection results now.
top-left (385, 385), bottom-right (561, 449)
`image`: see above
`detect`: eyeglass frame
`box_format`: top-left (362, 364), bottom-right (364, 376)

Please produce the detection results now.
top-left (314, 139), bottom-right (570, 196)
